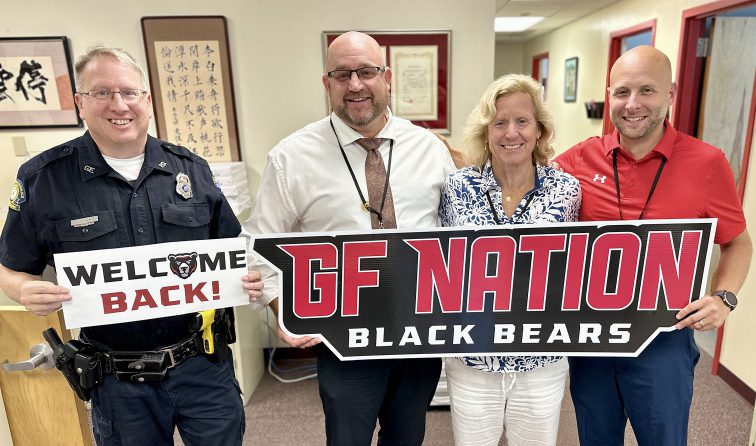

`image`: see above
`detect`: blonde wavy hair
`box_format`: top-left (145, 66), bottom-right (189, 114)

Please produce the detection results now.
top-left (463, 74), bottom-right (554, 167)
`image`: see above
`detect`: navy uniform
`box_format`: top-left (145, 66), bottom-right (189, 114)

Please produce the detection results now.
top-left (0, 131), bottom-right (245, 445)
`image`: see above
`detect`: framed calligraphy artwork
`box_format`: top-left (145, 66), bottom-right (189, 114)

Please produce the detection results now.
top-left (323, 31), bottom-right (451, 133)
top-left (0, 37), bottom-right (81, 128)
top-left (142, 16), bottom-right (241, 162)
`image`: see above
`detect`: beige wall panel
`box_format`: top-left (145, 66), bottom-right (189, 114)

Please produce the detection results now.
top-left (523, 0), bottom-right (714, 153)
top-left (494, 41), bottom-right (525, 78)
top-left (0, 0), bottom-right (495, 195)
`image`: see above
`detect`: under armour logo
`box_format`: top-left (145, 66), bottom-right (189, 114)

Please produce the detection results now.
top-left (593, 174), bottom-right (606, 183)
top-left (84, 165), bottom-right (95, 173)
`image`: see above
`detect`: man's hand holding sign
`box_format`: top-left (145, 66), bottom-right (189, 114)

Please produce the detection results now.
top-left (253, 219), bottom-right (716, 359)
top-left (54, 238), bottom-right (255, 328)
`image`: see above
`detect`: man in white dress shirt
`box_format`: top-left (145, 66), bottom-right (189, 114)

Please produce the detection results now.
top-left (246, 31), bottom-right (455, 445)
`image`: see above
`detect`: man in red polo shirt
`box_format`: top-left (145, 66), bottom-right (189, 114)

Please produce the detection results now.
top-left (556, 45), bottom-right (752, 446)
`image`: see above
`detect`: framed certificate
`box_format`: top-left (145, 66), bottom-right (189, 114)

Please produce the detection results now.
top-left (323, 30), bottom-right (451, 133)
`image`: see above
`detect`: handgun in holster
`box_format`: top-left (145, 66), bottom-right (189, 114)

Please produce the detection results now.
top-left (191, 308), bottom-right (236, 362)
top-left (42, 328), bottom-right (104, 402)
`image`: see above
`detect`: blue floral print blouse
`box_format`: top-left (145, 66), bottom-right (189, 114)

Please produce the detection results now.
top-left (439, 161), bottom-right (581, 373)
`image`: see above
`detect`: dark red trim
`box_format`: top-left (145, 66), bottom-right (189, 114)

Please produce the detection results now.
top-left (673, 0), bottom-right (756, 375)
top-left (737, 70), bottom-right (756, 200)
top-left (674, 13), bottom-right (708, 134)
top-left (717, 363), bottom-right (756, 405)
top-left (603, 20), bottom-right (657, 135)
top-left (674, 0), bottom-right (756, 135)
top-left (531, 52), bottom-right (548, 81)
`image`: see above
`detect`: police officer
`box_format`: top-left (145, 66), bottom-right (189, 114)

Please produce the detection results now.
top-left (0, 46), bottom-right (263, 445)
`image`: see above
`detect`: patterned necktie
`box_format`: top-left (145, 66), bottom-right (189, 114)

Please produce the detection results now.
top-left (355, 138), bottom-right (396, 229)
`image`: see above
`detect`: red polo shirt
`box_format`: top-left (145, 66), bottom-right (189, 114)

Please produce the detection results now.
top-left (556, 120), bottom-right (745, 245)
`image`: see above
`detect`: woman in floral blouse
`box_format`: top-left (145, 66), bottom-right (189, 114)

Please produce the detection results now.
top-left (439, 74), bottom-right (581, 446)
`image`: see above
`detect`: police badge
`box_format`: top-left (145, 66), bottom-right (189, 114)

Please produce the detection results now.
top-left (175, 173), bottom-right (193, 199)
top-left (8, 179), bottom-right (26, 211)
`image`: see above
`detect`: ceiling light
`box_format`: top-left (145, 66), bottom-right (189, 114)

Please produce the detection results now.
top-left (495, 16), bottom-right (544, 32)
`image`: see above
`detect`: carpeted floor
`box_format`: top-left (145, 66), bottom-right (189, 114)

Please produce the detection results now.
top-left (224, 348), bottom-right (753, 446)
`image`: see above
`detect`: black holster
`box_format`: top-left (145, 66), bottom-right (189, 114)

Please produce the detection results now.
top-left (43, 328), bottom-right (103, 402)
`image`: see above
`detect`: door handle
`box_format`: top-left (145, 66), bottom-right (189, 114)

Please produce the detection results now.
top-left (2, 343), bottom-right (55, 372)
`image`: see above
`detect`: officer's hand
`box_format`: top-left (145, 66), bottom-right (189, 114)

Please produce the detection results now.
top-left (19, 280), bottom-right (71, 316)
top-left (242, 269), bottom-right (264, 302)
top-left (675, 295), bottom-right (729, 331)
top-left (278, 327), bottom-right (321, 349)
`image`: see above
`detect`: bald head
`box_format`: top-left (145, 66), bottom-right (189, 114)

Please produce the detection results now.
top-left (607, 46), bottom-right (676, 157)
top-left (610, 45), bottom-right (672, 89)
top-left (326, 31), bottom-right (385, 72)
top-left (322, 31), bottom-right (391, 137)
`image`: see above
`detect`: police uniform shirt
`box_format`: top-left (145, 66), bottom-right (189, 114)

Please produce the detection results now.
top-left (0, 131), bottom-right (241, 350)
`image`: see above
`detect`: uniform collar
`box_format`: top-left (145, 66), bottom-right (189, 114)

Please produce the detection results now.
top-left (330, 108), bottom-right (396, 147)
top-left (602, 118), bottom-right (677, 161)
top-left (144, 136), bottom-right (177, 175)
top-left (77, 132), bottom-right (112, 182)
top-left (77, 132), bottom-right (175, 182)
top-left (478, 159), bottom-right (544, 193)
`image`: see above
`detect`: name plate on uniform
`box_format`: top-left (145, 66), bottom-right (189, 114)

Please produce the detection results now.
top-left (253, 219), bottom-right (715, 360)
top-left (55, 238), bottom-right (248, 328)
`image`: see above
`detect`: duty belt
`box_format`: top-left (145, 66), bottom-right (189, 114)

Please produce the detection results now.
top-left (103, 333), bottom-right (202, 383)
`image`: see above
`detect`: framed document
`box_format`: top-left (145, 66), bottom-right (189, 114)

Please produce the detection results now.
top-left (0, 36), bottom-right (80, 128)
top-left (142, 16), bottom-right (241, 162)
top-left (323, 30), bottom-right (451, 133)
top-left (564, 57), bottom-right (578, 103)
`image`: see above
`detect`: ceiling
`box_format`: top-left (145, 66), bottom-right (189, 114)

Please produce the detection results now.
top-left (495, 0), bottom-right (622, 42)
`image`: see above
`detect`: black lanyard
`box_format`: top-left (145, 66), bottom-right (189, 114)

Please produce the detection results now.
top-left (329, 118), bottom-right (393, 228)
top-left (612, 150), bottom-right (666, 220)
top-left (483, 165), bottom-right (536, 225)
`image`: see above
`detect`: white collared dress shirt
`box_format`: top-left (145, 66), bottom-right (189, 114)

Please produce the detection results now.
top-left (247, 111), bottom-right (456, 307)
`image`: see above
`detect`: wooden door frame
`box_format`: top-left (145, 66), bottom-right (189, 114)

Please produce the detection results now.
top-left (531, 52), bottom-right (549, 81)
top-left (602, 19), bottom-right (657, 135)
top-left (674, 0), bottom-right (756, 380)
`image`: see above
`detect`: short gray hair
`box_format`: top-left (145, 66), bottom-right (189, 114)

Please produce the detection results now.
top-left (74, 46), bottom-right (149, 91)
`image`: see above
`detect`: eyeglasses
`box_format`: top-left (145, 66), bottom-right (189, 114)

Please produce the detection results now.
top-left (326, 67), bottom-right (385, 83)
top-left (78, 88), bottom-right (148, 103)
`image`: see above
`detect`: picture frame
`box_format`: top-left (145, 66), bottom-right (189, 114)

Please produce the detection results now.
top-left (0, 36), bottom-right (81, 128)
top-left (142, 16), bottom-right (241, 162)
top-left (564, 57), bottom-right (578, 103)
top-left (322, 30), bottom-right (451, 134)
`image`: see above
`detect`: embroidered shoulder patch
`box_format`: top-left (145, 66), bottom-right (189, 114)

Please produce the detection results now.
top-left (212, 175), bottom-right (224, 193)
top-left (8, 179), bottom-right (26, 211)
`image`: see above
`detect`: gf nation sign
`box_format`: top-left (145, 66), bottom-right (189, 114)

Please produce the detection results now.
top-left (253, 220), bottom-right (715, 360)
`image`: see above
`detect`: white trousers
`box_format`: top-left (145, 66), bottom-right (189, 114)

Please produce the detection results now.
top-left (445, 357), bottom-right (568, 446)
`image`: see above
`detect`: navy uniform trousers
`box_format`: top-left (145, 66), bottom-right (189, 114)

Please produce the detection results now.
top-left (569, 329), bottom-right (700, 446)
top-left (91, 353), bottom-right (244, 446)
top-left (314, 344), bottom-right (442, 446)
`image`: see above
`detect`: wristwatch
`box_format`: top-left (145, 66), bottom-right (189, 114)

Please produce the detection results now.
top-left (712, 290), bottom-right (738, 312)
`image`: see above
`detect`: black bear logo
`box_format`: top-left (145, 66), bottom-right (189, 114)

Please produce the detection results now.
top-left (168, 252), bottom-right (198, 279)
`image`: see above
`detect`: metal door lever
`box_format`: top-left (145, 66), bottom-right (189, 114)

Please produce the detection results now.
top-left (2, 343), bottom-right (55, 372)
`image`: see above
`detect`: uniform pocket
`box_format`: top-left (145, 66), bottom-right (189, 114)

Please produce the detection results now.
top-left (160, 203), bottom-right (211, 241)
top-left (55, 210), bottom-right (119, 251)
